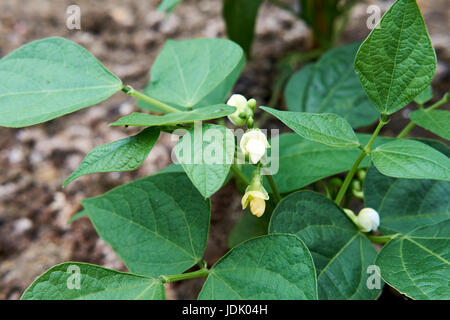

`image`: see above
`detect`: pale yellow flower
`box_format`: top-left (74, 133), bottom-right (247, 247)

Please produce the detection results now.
top-left (241, 168), bottom-right (269, 217)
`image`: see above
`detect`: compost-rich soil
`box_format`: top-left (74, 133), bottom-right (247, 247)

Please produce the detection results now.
top-left (0, 0), bottom-right (448, 299)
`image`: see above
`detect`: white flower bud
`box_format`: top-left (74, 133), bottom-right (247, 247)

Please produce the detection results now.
top-left (226, 94), bottom-right (249, 126)
top-left (240, 129), bottom-right (270, 164)
top-left (356, 208), bottom-right (380, 232)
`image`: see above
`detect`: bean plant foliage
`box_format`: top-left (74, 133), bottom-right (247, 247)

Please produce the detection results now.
top-left (1, 0), bottom-right (449, 300)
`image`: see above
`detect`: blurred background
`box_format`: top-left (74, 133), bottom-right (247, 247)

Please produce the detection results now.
top-left (0, 0), bottom-right (449, 299)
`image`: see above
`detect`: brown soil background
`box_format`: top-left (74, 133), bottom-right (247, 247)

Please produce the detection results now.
top-left (0, 0), bottom-right (449, 300)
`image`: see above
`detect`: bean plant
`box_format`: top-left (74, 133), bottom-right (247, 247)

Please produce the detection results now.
top-left (0, 0), bottom-right (449, 300)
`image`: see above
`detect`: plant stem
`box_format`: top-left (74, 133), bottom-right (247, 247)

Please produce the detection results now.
top-left (122, 85), bottom-right (180, 114)
top-left (397, 93), bottom-right (449, 138)
top-left (366, 117), bottom-right (387, 150)
top-left (266, 174), bottom-right (282, 203)
top-left (334, 151), bottom-right (366, 207)
top-left (397, 121), bottom-right (415, 139)
top-left (231, 164), bottom-right (250, 186)
top-left (161, 268), bottom-right (209, 283)
top-left (319, 180), bottom-right (332, 199)
top-left (367, 234), bottom-right (398, 244)
top-left (334, 118), bottom-right (387, 206)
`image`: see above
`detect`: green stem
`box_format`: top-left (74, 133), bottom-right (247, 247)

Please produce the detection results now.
top-left (367, 234), bottom-right (398, 244)
top-left (334, 118), bottom-right (387, 206)
top-left (319, 180), bottom-right (332, 199)
top-left (334, 151), bottom-right (366, 207)
top-left (161, 268), bottom-right (209, 283)
top-left (397, 121), bottom-right (415, 139)
top-left (122, 85), bottom-right (180, 114)
top-left (231, 164), bottom-right (250, 186)
top-left (366, 117), bottom-right (387, 150)
top-left (266, 174), bottom-right (282, 203)
top-left (397, 93), bottom-right (449, 138)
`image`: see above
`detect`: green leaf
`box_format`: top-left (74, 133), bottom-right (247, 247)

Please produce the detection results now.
top-left (371, 139), bottom-right (450, 181)
top-left (63, 128), bottom-right (160, 187)
top-left (285, 43), bottom-right (378, 128)
top-left (354, 0), bottom-right (436, 114)
top-left (414, 85), bottom-right (433, 104)
top-left (175, 124), bottom-right (235, 198)
top-left (375, 220), bottom-right (450, 300)
top-left (21, 262), bottom-right (165, 300)
top-left (110, 104), bottom-right (235, 127)
top-left (0, 37), bottom-right (122, 128)
top-left (364, 165), bottom-right (450, 235)
top-left (223, 0), bottom-right (263, 57)
top-left (139, 38), bottom-right (244, 111)
top-left (409, 110), bottom-right (450, 140)
top-left (260, 107), bottom-right (360, 148)
top-left (81, 172), bottom-right (210, 277)
top-left (269, 191), bottom-right (382, 299)
top-left (158, 0), bottom-right (182, 12)
top-left (243, 133), bottom-right (392, 193)
top-left (227, 210), bottom-right (271, 249)
top-left (198, 234), bottom-right (317, 299)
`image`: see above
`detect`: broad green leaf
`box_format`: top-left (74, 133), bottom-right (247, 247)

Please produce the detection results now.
top-left (21, 262), bottom-right (165, 300)
top-left (227, 206), bottom-right (272, 249)
top-left (285, 43), bottom-right (378, 128)
top-left (409, 110), bottom-right (450, 140)
top-left (198, 234), bottom-right (317, 299)
top-left (242, 133), bottom-right (392, 193)
top-left (376, 220), bottom-right (450, 300)
top-left (371, 139), bottom-right (450, 181)
top-left (223, 0), bottom-right (263, 57)
top-left (0, 37), bottom-right (122, 128)
top-left (269, 191), bottom-right (382, 300)
top-left (158, 0), bottom-right (182, 12)
top-left (139, 38), bottom-right (244, 111)
top-left (260, 107), bottom-right (360, 148)
top-left (414, 85), bottom-right (433, 104)
top-left (63, 128), bottom-right (160, 187)
top-left (82, 172), bottom-right (210, 277)
top-left (354, 0), bottom-right (436, 114)
top-left (110, 104), bottom-right (235, 127)
top-left (175, 124), bottom-right (235, 198)
top-left (364, 165), bottom-right (450, 235)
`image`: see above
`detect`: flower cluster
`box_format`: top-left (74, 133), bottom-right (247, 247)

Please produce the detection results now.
top-left (227, 94), bottom-right (271, 218)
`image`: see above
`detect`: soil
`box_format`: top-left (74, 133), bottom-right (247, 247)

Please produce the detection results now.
top-left (0, 0), bottom-right (449, 300)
